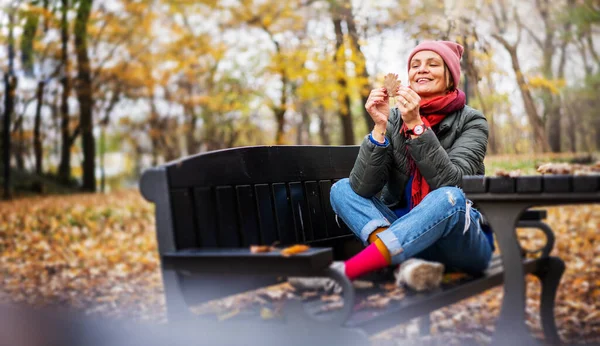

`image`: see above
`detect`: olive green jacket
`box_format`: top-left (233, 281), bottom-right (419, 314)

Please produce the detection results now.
top-left (349, 105), bottom-right (488, 209)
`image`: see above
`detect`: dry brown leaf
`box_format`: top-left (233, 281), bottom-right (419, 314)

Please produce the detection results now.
top-left (537, 162), bottom-right (573, 174)
top-left (386, 288), bottom-right (406, 301)
top-left (301, 291), bottom-right (319, 300)
top-left (280, 244), bottom-right (310, 257)
top-left (250, 245), bottom-right (273, 253)
top-left (217, 308), bottom-right (240, 321)
top-left (260, 307), bottom-right (277, 320)
top-left (380, 282), bottom-right (397, 290)
top-left (321, 294), bottom-right (342, 303)
top-left (318, 301), bottom-right (344, 313)
top-left (363, 294), bottom-right (391, 309)
top-left (495, 169), bottom-right (522, 177)
top-left (383, 73), bottom-right (401, 97)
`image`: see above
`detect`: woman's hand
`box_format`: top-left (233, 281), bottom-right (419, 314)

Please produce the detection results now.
top-left (396, 86), bottom-right (422, 128)
top-left (365, 88), bottom-right (390, 127)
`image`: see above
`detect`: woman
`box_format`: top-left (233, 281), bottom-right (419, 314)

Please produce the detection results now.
top-left (329, 40), bottom-right (494, 289)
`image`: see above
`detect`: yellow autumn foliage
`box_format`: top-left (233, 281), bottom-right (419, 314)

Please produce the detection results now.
top-left (528, 76), bottom-right (567, 95)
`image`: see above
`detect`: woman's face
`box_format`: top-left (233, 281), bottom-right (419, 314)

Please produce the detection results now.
top-left (408, 50), bottom-right (450, 100)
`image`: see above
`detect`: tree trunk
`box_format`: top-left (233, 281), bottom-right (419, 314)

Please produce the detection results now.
top-left (34, 80), bottom-right (45, 175)
top-left (492, 35), bottom-right (549, 152)
top-left (58, 0), bottom-right (73, 184)
top-left (2, 75), bottom-right (16, 199)
top-left (541, 38), bottom-right (561, 152)
top-left (296, 102), bottom-right (310, 145)
top-left (318, 107), bottom-right (330, 145)
top-left (595, 115), bottom-right (600, 151)
top-left (460, 37), bottom-right (477, 104)
top-left (545, 97), bottom-right (561, 152)
top-left (99, 124), bottom-right (105, 193)
top-left (274, 60), bottom-right (287, 144)
top-left (14, 115), bottom-right (25, 171)
top-left (75, 0), bottom-right (95, 192)
top-left (2, 8), bottom-right (17, 200)
top-left (333, 17), bottom-right (354, 145)
top-left (338, 0), bottom-right (374, 131)
top-left (185, 108), bottom-right (198, 155)
top-left (567, 105), bottom-right (577, 153)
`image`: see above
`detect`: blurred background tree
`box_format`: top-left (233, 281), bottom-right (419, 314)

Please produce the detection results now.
top-left (0, 0), bottom-right (598, 196)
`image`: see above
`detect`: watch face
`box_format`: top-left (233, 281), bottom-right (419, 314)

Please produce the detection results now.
top-left (413, 125), bottom-right (425, 135)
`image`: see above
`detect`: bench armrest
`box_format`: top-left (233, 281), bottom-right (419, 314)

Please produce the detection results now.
top-left (162, 247), bottom-right (333, 276)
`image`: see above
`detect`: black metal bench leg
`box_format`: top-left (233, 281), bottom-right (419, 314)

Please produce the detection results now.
top-left (532, 257), bottom-right (565, 345)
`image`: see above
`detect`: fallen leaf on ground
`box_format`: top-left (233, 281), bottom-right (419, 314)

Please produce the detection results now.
top-left (217, 308), bottom-right (240, 321)
top-left (321, 294), bottom-right (342, 303)
top-left (318, 301), bottom-right (344, 313)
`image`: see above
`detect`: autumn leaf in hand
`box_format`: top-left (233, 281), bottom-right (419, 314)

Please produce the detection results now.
top-left (383, 73), bottom-right (401, 107)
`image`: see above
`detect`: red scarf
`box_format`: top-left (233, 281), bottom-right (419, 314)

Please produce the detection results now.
top-left (402, 89), bottom-right (466, 208)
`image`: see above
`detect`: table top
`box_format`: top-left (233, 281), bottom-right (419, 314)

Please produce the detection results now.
top-left (463, 175), bottom-right (600, 203)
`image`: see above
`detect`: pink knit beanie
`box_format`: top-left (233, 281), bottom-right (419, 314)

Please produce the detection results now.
top-left (407, 41), bottom-right (464, 88)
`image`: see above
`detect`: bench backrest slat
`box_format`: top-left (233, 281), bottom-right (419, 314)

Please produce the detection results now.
top-left (255, 183), bottom-right (279, 245)
top-left (194, 187), bottom-right (219, 248)
top-left (170, 188), bottom-right (199, 249)
top-left (305, 181), bottom-right (327, 240)
top-left (273, 182), bottom-right (297, 244)
top-left (320, 180), bottom-right (342, 237)
top-left (215, 186), bottom-right (241, 247)
top-left (166, 181), bottom-right (355, 250)
top-left (235, 185), bottom-right (261, 246)
top-left (289, 182), bottom-right (312, 242)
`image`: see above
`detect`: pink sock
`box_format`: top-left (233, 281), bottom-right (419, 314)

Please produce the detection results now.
top-left (344, 242), bottom-right (390, 280)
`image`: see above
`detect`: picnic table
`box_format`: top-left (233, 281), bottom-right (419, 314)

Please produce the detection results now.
top-left (464, 174), bottom-right (600, 345)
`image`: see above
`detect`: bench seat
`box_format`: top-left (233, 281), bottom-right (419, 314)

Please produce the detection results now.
top-left (162, 248), bottom-right (333, 276)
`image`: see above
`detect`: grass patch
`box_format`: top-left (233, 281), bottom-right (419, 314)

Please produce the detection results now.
top-left (484, 152), bottom-right (598, 175)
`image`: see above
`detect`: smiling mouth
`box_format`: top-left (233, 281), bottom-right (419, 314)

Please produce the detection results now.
top-left (416, 78), bottom-right (431, 84)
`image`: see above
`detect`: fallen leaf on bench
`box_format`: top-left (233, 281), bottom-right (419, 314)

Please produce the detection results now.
top-left (280, 244), bottom-right (310, 256)
top-left (321, 294), bottom-right (342, 303)
top-left (250, 245), bottom-right (274, 253)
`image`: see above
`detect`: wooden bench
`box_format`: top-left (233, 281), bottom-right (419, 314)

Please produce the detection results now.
top-left (139, 145), bottom-right (568, 345)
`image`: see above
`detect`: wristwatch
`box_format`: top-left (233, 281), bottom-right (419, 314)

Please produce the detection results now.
top-left (406, 124), bottom-right (426, 136)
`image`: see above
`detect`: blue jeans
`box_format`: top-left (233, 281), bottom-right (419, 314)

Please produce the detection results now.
top-left (330, 179), bottom-right (492, 274)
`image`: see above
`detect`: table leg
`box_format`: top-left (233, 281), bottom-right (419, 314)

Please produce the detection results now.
top-left (476, 202), bottom-right (542, 346)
